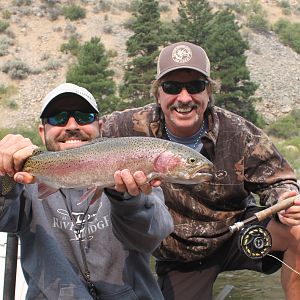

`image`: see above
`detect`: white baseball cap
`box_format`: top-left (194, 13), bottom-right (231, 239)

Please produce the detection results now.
top-left (40, 83), bottom-right (99, 117)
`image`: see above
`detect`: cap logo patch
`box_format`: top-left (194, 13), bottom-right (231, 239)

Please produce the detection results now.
top-left (172, 45), bottom-right (192, 63)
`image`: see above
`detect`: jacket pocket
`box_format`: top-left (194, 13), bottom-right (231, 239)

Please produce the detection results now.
top-left (58, 284), bottom-right (76, 300)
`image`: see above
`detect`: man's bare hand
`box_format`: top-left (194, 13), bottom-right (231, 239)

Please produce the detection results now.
top-left (113, 169), bottom-right (161, 196)
top-left (277, 190), bottom-right (300, 226)
top-left (0, 134), bottom-right (38, 183)
top-left (14, 172), bottom-right (36, 184)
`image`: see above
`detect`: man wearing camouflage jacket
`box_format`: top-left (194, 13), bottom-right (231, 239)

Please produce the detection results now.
top-left (102, 42), bottom-right (300, 300)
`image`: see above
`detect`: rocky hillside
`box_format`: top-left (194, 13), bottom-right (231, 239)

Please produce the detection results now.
top-left (0, 0), bottom-right (299, 130)
top-left (246, 31), bottom-right (300, 122)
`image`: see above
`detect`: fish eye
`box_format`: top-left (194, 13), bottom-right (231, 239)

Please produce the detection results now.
top-left (187, 157), bottom-right (196, 164)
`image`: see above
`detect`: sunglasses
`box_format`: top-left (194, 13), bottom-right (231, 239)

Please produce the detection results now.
top-left (45, 111), bottom-right (98, 126)
top-left (160, 80), bottom-right (208, 95)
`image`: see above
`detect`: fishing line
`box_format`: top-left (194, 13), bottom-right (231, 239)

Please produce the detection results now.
top-left (199, 170), bottom-right (244, 186)
top-left (267, 254), bottom-right (300, 276)
top-left (207, 182), bottom-right (244, 186)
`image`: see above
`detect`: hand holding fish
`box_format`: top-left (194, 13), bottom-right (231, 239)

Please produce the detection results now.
top-left (0, 134), bottom-right (38, 182)
top-left (114, 169), bottom-right (161, 196)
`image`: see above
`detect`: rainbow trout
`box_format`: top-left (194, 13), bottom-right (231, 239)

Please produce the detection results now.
top-left (2, 137), bottom-right (214, 197)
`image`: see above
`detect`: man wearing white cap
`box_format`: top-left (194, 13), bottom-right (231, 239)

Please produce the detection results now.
top-left (102, 42), bottom-right (300, 299)
top-left (0, 83), bottom-right (173, 299)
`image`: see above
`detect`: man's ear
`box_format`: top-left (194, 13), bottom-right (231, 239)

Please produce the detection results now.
top-left (206, 82), bottom-right (213, 95)
top-left (156, 90), bottom-right (161, 105)
top-left (98, 119), bottom-right (103, 137)
top-left (38, 124), bottom-right (46, 145)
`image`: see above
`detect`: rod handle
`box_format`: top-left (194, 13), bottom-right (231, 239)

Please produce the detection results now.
top-left (255, 194), bottom-right (300, 221)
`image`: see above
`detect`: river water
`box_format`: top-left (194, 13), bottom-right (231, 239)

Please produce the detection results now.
top-left (213, 269), bottom-right (284, 299)
top-left (151, 257), bottom-right (285, 299)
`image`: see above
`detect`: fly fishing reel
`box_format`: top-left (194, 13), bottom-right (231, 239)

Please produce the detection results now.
top-left (238, 225), bottom-right (272, 259)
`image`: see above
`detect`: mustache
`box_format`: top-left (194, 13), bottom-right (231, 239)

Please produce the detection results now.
top-left (59, 130), bottom-right (90, 141)
top-left (169, 101), bottom-right (199, 110)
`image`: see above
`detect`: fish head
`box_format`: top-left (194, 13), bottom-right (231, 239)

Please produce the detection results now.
top-left (153, 143), bottom-right (214, 184)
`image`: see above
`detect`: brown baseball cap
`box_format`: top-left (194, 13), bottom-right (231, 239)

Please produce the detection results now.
top-left (156, 42), bottom-right (210, 80)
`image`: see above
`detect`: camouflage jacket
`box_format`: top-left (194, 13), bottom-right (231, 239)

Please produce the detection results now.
top-left (102, 103), bottom-right (298, 262)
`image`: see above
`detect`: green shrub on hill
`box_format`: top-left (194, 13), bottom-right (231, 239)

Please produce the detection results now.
top-left (60, 36), bottom-right (81, 56)
top-left (266, 109), bottom-right (300, 139)
top-left (0, 84), bottom-right (18, 108)
top-left (266, 109), bottom-right (300, 177)
top-left (0, 127), bottom-right (43, 147)
top-left (62, 4), bottom-right (86, 21)
top-left (273, 19), bottom-right (300, 54)
top-left (0, 20), bottom-right (9, 33)
top-left (274, 136), bottom-right (300, 178)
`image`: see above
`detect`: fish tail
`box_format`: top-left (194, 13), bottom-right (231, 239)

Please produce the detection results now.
top-left (1, 175), bottom-right (17, 195)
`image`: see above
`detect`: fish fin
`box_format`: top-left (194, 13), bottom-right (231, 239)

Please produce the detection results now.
top-left (37, 182), bottom-right (59, 199)
top-left (77, 187), bottom-right (103, 206)
top-left (32, 148), bottom-right (45, 156)
top-left (89, 187), bottom-right (103, 205)
top-left (146, 172), bottom-right (163, 183)
top-left (1, 175), bottom-right (16, 195)
top-left (91, 137), bottom-right (109, 143)
top-left (81, 137), bottom-right (109, 146)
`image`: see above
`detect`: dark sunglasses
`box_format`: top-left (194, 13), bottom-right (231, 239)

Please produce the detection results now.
top-left (160, 80), bottom-right (208, 95)
top-left (45, 111), bottom-right (98, 126)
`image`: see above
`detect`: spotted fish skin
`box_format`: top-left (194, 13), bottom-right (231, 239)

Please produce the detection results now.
top-left (4, 137), bottom-right (214, 192)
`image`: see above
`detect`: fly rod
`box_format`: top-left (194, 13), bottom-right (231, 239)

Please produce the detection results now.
top-left (229, 194), bottom-right (300, 233)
